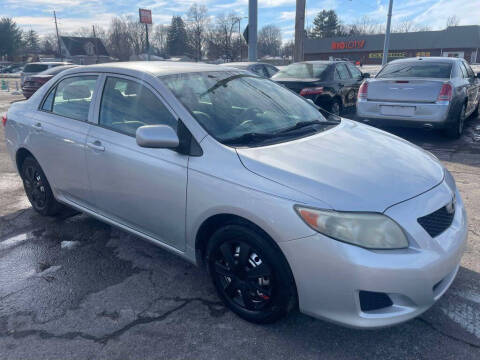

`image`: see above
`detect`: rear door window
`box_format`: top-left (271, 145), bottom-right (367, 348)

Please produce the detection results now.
top-left (346, 63), bottom-right (362, 80)
top-left (335, 64), bottom-right (351, 80)
top-left (46, 76), bottom-right (98, 121)
top-left (264, 64), bottom-right (279, 78)
top-left (99, 77), bottom-right (177, 137)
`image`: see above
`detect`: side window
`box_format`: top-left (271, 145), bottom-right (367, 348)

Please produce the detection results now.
top-left (459, 62), bottom-right (468, 78)
top-left (335, 64), bottom-right (351, 80)
top-left (346, 63), bottom-right (362, 79)
top-left (250, 65), bottom-right (266, 77)
top-left (463, 61), bottom-right (475, 78)
top-left (42, 88), bottom-right (55, 111)
top-left (265, 65), bottom-right (279, 78)
top-left (47, 75), bottom-right (97, 121)
top-left (99, 77), bottom-right (177, 137)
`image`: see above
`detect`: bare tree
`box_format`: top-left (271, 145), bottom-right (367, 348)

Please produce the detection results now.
top-left (186, 3), bottom-right (209, 61)
top-left (281, 40), bottom-right (294, 60)
top-left (446, 15), bottom-right (459, 27)
top-left (152, 24), bottom-right (169, 56)
top-left (393, 20), bottom-right (416, 33)
top-left (207, 13), bottom-right (239, 61)
top-left (258, 25), bottom-right (282, 57)
top-left (107, 17), bottom-right (132, 61)
top-left (346, 16), bottom-right (383, 35)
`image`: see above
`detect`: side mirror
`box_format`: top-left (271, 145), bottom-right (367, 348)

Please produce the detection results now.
top-left (363, 73), bottom-right (371, 78)
top-left (476, 73), bottom-right (480, 79)
top-left (136, 125), bottom-right (179, 149)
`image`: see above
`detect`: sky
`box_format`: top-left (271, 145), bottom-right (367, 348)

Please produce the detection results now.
top-left (2, 0), bottom-right (480, 41)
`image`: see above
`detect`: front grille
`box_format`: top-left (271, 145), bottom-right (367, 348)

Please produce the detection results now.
top-left (418, 205), bottom-right (455, 238)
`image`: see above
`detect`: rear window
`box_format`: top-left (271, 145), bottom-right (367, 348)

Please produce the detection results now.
top-left (23, 64), bottom-right (49, 73)
top-left (273, 63), bottom-right (329, 79)
top-left (376, 62), bottom-right (452, 79)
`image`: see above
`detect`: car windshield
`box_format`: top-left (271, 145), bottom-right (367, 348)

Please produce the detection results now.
top-left (273, 63), bottom-right (329, 79)
top-left (376, 62), bottom-right (452, 79)
top-left (161, 71), bottom-right (336, 146)
top-left (23, 64), bottom-right (49, 73)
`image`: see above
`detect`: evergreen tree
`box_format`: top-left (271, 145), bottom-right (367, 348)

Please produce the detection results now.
top-left (310, 10), bottom-right (341, 39)
top-left (166, 16), bottom-right (190, 56)
top-left (0, 17), bottom-right (23, 60)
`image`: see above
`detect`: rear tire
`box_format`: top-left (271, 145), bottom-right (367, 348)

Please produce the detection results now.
top-left (444, 103), bottom-right (466, 139)
top-left (206, 224), bottom-right (296, 324)
top-left (20, 156), bottom-right (64, 216)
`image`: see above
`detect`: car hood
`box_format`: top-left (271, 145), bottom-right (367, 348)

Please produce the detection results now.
top-left (236, 119), bottom-right (444, 212)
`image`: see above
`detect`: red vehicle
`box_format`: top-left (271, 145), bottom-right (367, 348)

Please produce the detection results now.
top-left (22, 65), bottom-right (79, 99)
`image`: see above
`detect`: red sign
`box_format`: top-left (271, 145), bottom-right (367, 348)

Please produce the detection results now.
top-left (331, 40), bottom-right (365, 50)
top-left (139, 8), bottom-right (152, 24)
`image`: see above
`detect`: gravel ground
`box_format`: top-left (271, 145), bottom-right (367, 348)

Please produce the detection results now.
top-left (1, 92), bottom-right (480, 360)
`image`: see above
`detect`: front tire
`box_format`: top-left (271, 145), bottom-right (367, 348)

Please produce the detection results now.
top-left (206, 224), bottom-right (296, 324)
top-left (20, 156), bottom-right (64, 216)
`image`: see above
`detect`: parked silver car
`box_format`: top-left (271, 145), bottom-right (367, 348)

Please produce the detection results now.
top-left (356, 57), bottom-right (480, 138)
top-left (3, 62), bottom-right (467, 328)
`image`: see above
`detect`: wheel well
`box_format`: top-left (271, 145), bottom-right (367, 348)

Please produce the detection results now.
top-left (16, 148), bottom-right (34, 173)
top-left (195, 213), bottom-right (298, 309)
top-left (332, 95), bottom-right (342, 108)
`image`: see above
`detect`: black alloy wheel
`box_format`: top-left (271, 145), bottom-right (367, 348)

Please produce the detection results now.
top-left (21, 156), bottom-right (63, 216)
top-left (207, 224), bottom-right (296, 324)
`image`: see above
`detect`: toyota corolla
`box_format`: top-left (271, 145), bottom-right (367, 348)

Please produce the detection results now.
top-left (3, 62), bottom-right (467, 328)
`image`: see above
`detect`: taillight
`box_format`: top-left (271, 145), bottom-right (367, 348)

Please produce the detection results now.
top-left (358, 81), bottom-right (368, 100)
top-left (437, 83), bottom-right (452, 102)
top-left (2, 114), bottom-right (6, 127)
top-left (300, 87), bottom-right (323, 96)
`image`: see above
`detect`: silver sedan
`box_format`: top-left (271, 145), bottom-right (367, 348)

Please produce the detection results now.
top-left (356, 57), bottom-right (480, 138)
top-left (3, 62), bottom-right (467, 328)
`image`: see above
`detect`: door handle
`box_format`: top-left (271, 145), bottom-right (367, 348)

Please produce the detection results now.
top-left (87, 141), bottom-right (105, 152)
top-left (33, 122), bottom-right (42, 131)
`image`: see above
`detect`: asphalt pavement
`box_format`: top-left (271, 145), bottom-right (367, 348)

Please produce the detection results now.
top-left (1, 92), bottom-right (480, 360)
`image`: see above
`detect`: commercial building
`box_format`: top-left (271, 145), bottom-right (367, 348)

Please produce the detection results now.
top-left (304, 25), bottom-right (480, 64)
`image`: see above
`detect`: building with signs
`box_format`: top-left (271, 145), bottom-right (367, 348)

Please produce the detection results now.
top-left (59, 36), bottom-right (111, 65)
top-left (304, 25), bottom-right (480, 64)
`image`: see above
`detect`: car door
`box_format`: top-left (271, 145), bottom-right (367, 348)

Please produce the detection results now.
top-left (334, 63), bottom-right (356, 108)
top-left (345, 62), bottom-right (364, 99)
top-left (30, 74), bottom-right (100, 205)
top-left (85, 75), bottom-right (188, 250)
top-left (461, 60), bottom-right (480, 115)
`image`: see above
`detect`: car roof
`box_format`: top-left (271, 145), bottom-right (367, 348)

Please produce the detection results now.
top-left (25, 62), bottom-right (72, 65)
top-left (75, 61), bottom-right (233, 76)
top-left (390, 57), bottom-right (461, 64)
top-left (299, 60), bottom-right (342, 65)
top-left (221, 62), bottom-right (273, 67)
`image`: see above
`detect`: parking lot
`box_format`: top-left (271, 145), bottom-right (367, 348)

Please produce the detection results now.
top-left (1, 91), bottom-right (480, 360)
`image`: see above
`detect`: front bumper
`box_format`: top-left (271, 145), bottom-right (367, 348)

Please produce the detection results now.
top-left (356, 99), bottom-right (451, 127)
top-left (280, 181), bottom-right (467, 328)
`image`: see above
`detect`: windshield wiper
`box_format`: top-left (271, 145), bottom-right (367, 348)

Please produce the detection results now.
top-left (275, 119), bottom-right (339, 135)
top-left (222, 132), bottom-right (280, 146)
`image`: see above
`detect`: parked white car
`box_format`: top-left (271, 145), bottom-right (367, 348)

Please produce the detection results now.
top-left (3, 62), bottom-right (467, 327)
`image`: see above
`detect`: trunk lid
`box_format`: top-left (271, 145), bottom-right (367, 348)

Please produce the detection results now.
top-left (274, 78), bottom-right (320, 94)
top-left (367, 78), bottom-right (446, 103)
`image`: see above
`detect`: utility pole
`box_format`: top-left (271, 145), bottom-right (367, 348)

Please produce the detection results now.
top-left (145, 23), bottom-right (150, 61)
top-left (248, 0), bottom-right (257, 61)
top-left (294, 0), bottom-right (306, 63)
top-left (382, 0), bottom-right (394, 66)
top-left (53, 11), bottom-right (62, 60)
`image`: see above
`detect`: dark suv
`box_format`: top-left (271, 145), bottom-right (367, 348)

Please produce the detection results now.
top-left (272, 61), bottom-right (369, 115)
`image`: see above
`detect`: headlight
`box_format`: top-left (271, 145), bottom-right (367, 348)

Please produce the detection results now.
top-left (295, 206), bottom-right (408, 249)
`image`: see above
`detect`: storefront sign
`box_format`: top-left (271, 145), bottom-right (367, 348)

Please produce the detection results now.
top-left (369, 52), bottom-right (406, 59)
top-left (331, 40), bottom-right (365, 50)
